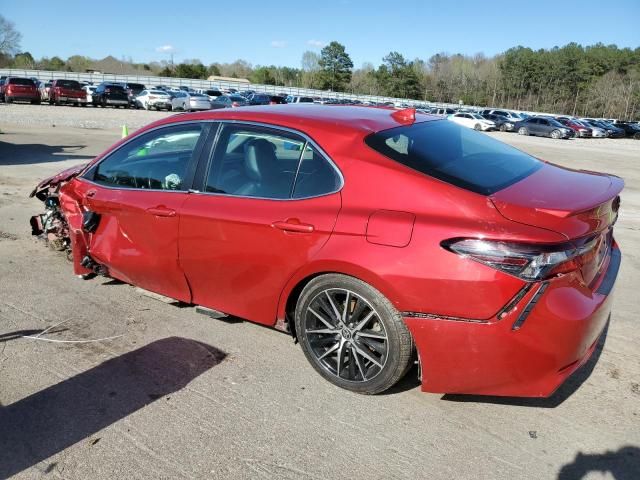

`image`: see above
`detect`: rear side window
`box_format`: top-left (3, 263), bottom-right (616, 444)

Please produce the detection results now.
top-left (206, 124), bottom-right (341, 199)
top-left (364, 120), bottom-right (542, 195)
top-left (90, 124), bottom-right (204, 190)
top-left (206, 125), bottom-right (304, 199)
top-left (293, 145), bottom-right (341, 198)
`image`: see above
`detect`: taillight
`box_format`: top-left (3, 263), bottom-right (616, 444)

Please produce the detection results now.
top-left (269, 101), bottom-right (277, 105)
top-left (442, 237), bottom-right (599, 281)
top-left (232, 101), bottom-right (239, 107)
top-left (105, 88), bottom-right (111, 93)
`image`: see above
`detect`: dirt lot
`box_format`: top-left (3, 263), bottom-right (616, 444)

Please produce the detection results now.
top-left (0, 105), bottom-right (639, 479)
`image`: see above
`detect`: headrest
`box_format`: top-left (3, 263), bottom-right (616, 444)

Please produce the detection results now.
top-left (244, 138), bottom-right (277, 182)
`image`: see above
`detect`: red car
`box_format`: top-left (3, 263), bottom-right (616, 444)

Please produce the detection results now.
top-left (32, 106), bottom-right (622, 397)
top-left (557, 117), bottom-right (592, 137)
top-left (49, 79), bottom-right (88, 106)
top-left (1, 77), bottom-right (41, 104)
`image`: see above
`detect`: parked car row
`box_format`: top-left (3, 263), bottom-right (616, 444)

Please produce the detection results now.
top-left (435, 105), bottom-right (639, 140)
top-left (3, 75), bottom-right (640, 138)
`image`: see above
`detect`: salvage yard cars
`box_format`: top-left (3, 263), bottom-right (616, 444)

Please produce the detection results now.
top-left (30, 105), bottom-right (622, 397)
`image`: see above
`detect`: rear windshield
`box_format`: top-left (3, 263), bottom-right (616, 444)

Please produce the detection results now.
top-left (364, 120), bottom-right (542, 195)
top-left (9, 78), bottom-right (35, 86)
top-left (299, 97), bottom-right (314, 103)
top-left (127, 84), bottom-right (145, 90)
top-left (105, 85), bottom-right (125, 91)
top-left (57, 80), bottom-right (81, 89)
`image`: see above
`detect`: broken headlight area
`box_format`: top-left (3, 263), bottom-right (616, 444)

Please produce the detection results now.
top-left (30, 184), bottom-right (72, 259)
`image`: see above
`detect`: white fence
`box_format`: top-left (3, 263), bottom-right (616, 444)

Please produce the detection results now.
top-left (0, 68), bottom-right (467, 110)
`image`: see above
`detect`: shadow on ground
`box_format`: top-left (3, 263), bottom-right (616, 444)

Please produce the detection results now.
top-left (558, 446), bottom-right (640, 480)
top-left (0, 141), bottom-right (94, 166)
top-left (441, 319), bottom-right (609, 408)
top-left (0, 336), bottom-right (225, 478)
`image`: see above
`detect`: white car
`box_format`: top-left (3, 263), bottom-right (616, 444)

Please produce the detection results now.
top-left (82, 85), bottom-right (96, 104)
top-left (135, 89), bottom-right (172, 111)
top-left (170, 91), bottom-right (212, 112)
top-left (448, 112), bottom-right (496, 131)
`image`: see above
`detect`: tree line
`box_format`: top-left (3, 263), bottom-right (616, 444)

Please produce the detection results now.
top-left (1, 14), bottom-right (638, 119)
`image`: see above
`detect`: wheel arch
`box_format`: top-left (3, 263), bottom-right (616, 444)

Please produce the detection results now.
top-left (277, 261), bottom-right (404, 339)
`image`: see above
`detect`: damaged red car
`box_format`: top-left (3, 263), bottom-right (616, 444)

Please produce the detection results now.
top-left (30, 105), bottom-right (622, 397)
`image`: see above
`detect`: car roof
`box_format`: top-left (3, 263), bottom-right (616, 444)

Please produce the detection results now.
top-left (149, 105), bottom-right (441, 138)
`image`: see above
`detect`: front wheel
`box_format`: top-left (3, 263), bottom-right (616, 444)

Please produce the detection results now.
top-left (518, 127), bottom-right (529, 135)
top-left (551, 129), bottom-right (561, 139)
top-left (295, 274), bottom-right (414, 395)
top-left (499, 124), bottom-right (507, 132)
top-left (474, 123), bottom-right (482, 131)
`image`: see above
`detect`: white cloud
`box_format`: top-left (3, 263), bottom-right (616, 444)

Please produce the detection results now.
top-left (155, 45), bottom-right (176, 53)
top-left (307, 40), bottom-right (326, 48)
top-left (270, 40), bottom-right (287, 48)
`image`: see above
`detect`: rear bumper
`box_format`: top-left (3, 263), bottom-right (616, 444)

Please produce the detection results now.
top-left (404, 245), bottom-right (620, 397)
top-left (7, 95), bottom-right (39, 101)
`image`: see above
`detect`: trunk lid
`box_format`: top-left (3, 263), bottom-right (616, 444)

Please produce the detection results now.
top-left (491, 162), bottom-right (623, 285)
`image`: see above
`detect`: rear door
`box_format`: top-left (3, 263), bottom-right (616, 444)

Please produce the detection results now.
top-left (78, 122), bottom-right (211, 300)
top-left (179, 123), bottom-right (342, 325)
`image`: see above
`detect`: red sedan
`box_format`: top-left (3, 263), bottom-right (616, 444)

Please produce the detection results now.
top-left (35, 105), bottom-right (622, 397)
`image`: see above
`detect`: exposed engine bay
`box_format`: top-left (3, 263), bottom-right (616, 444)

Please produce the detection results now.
top-left (29, 163), bottom-right (87, 261)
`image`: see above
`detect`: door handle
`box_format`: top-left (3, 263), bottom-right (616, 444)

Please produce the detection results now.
top-left (272, 219), bottom-right (314, 233)
top-left (86, 189), bottom-right (97, 198)
top-left (146, 206), bottom-right (176, 217)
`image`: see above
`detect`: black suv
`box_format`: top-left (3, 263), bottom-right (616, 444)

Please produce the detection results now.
top-left (92, 83), bottom-right (129, 108)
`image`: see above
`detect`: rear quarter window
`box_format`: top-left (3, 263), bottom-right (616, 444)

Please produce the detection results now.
top-left (364, 120), bottom-right (542, 195)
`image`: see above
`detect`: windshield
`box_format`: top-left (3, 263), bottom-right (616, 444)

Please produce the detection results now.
top-left (547, 118), bottom-right (565, 128)
top-left (365, 120), bottom-right (542, 195)
top-left (57, 80), bottom-right (81, 89)
top-left (9, 78), bottom-right (35, 86)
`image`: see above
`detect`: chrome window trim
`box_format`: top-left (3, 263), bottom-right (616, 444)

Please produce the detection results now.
top-left (196, 119), bottom-right (344, 202)
top-left (81, 118), bottom-right (344, 201)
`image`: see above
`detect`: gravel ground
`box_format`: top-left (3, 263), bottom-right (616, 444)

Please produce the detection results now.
top-left (0, 109), bottom-right (639, 480)
top-left (0, 102), bottom-right (172, 131)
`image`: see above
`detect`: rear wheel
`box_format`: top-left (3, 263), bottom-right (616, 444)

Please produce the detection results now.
top-left (518, 127), bottom-right (529, 135)
top-left (295, 274), bottom-right (414, 395)
top-left (5, 96), bottom-right (12, 104)
top-left (31, 99), bottom-right (41, 105)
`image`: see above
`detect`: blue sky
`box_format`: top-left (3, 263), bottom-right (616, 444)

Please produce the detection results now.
top-left (4, 0), bottom-right (639, 67)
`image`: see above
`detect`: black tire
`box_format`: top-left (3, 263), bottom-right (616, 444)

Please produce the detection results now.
top-left (295, 274), bottom-right (414, 395)
top-left (31, 99), bottom-right (41, 105)
top-left (633, 132), bottom-right (640, 140)
top-left (5, 96), bottom-right (12, 104)
top-left (474, 123), bottom-right (482, 131)
top-left (102, 98), bottom-right (107, 108)
top-left (167, 105), bottom-right (173, 111)
top-left (550, 129), bottom-right (561, 139)
top-left (518, 127), bottom-right (529, 136)
top-left (499, 124), bottom-right (507, 132)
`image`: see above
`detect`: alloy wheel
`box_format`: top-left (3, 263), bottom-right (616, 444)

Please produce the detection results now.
top-left (303, 288), bottom-right (388, 382)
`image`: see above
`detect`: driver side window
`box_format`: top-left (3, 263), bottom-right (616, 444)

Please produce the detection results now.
top-left (91, 124), bottom-right (204, 191)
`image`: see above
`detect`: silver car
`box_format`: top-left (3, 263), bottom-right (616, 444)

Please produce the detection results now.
top-left (170, 91), bottom-right (212, 112)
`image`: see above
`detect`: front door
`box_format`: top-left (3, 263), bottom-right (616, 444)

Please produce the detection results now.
top-left (77, 122), bottom-right (209, 301)
top-left (179, 123), bottom-right (343, 325)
